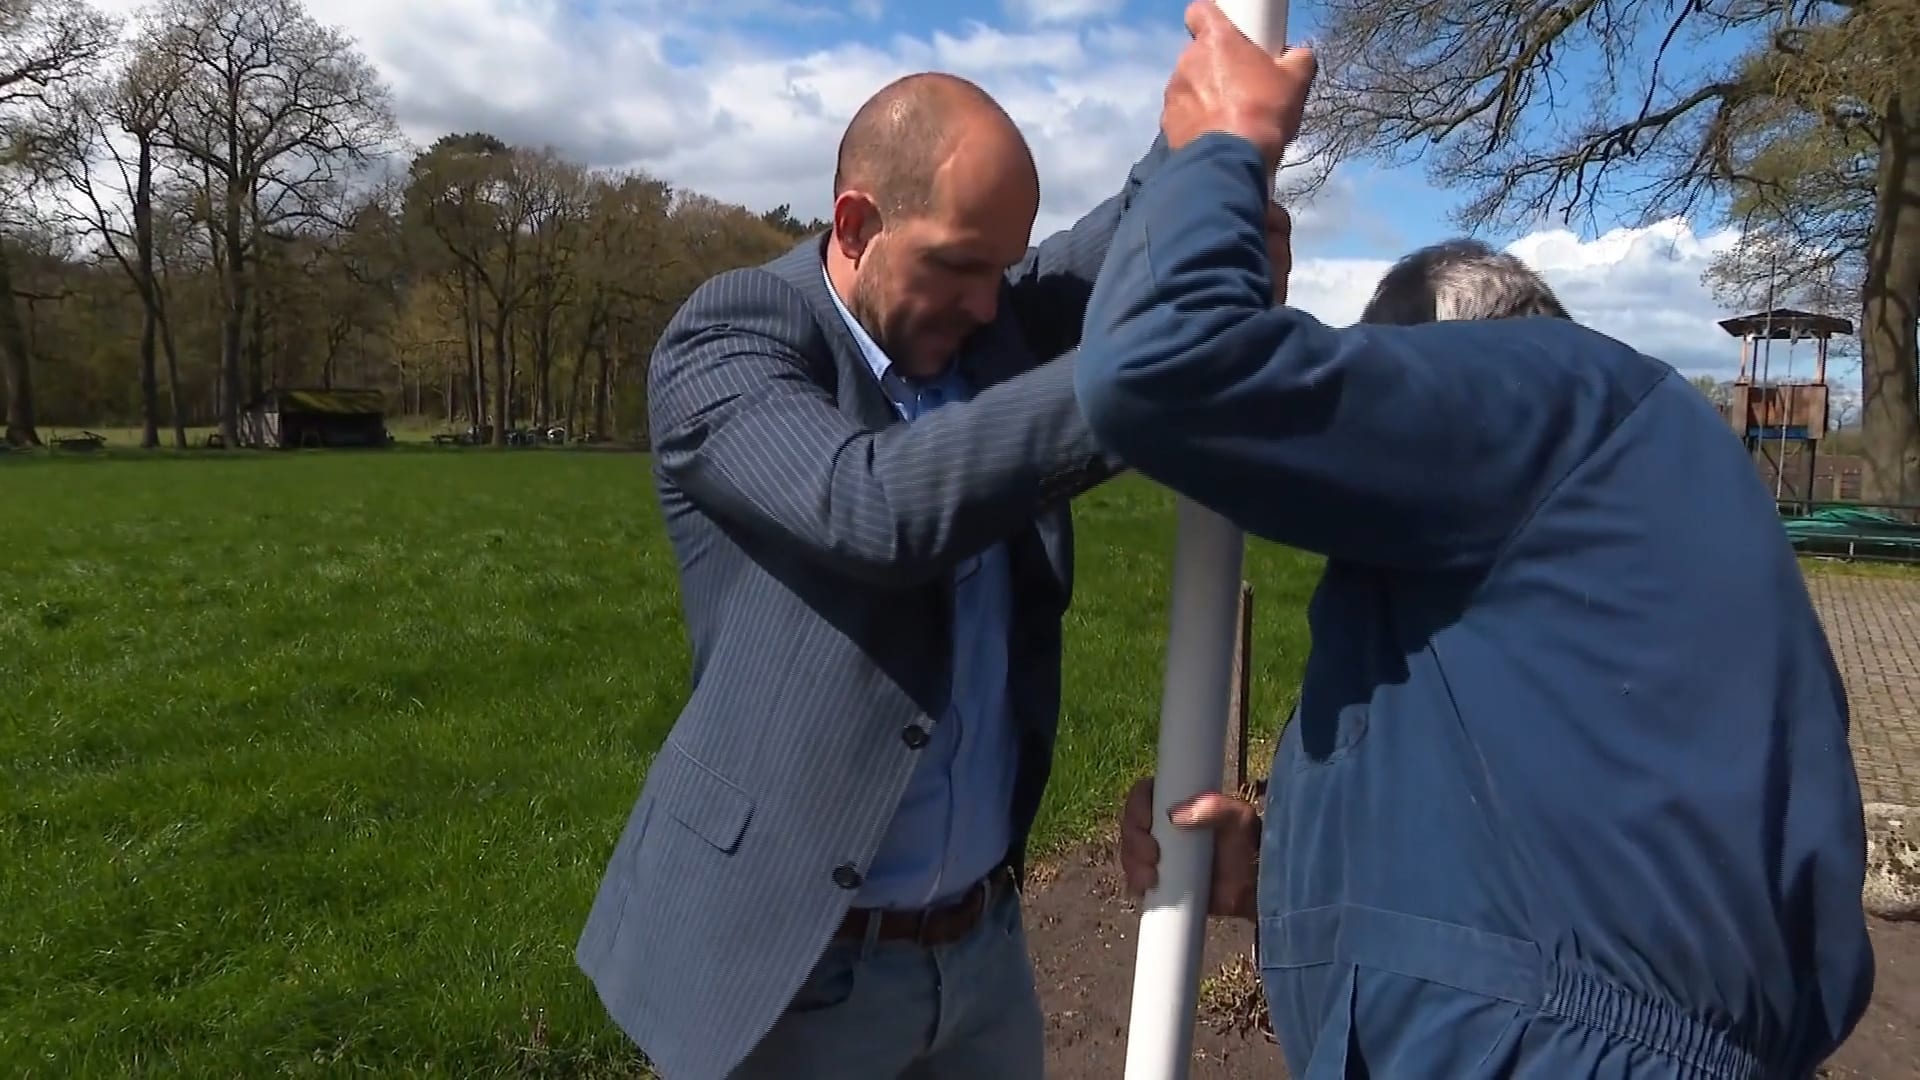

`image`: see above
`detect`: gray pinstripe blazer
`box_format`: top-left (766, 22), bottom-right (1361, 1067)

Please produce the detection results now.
top-left (576, 138), bottom-right (1167, 1079)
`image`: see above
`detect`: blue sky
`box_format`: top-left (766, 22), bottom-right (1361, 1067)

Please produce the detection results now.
top-left (89, 0), bottom-right (1844, 382)
top-left (656, 0), bottom-right (1472, 256)
top-left (644, 0), bottom-right (1761, 257)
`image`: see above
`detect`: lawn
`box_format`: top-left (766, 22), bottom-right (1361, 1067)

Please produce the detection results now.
top-left (0, 450), bottom-right (1322, 1077)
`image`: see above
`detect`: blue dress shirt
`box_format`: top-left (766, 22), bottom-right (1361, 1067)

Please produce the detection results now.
top-left (822, 265), bottom-right (1019, 909)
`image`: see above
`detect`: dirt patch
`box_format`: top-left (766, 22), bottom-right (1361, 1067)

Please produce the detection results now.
top-left (1027, 842), bottom-right (1280, 1079)
top-left (1820, 918), bottom-right (1920, 1078)
top-left (1026, 846), bottom-right (1920, 1078)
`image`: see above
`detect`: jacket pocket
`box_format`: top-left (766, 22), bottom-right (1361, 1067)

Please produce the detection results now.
top-left (1287, 701), bottom-right (1370, 772)
top-left (646, 742), bottom-right (755, 854)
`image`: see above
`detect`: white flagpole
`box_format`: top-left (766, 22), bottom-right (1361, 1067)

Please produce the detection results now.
top-left (1121, 1), bottom-right (1289, 1077)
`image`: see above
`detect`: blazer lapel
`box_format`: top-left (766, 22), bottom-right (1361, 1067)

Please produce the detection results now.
top-left (767, 239), bottom-right (1070, 607)
top-left (767, 236), bottom-right (952, 693)
top-left (767, 235), bottom-right (899, 430)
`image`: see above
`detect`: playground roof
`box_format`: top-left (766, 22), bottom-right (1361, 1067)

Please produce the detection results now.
top-left (1718, 308), bottom-right (1853, 339)
top-left (251, 388), bottom-right (385, 415)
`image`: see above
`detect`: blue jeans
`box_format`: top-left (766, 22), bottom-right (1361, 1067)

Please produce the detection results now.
top-left (729, 885), bottom-right (1044, 1079)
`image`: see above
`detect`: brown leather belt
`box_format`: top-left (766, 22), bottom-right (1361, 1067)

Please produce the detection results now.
top-left (834, 864), bottom-right (1015, 947)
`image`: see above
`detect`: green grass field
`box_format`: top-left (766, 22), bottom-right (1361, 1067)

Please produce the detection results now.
top-left (0, 450), bottom-right (1322, 1076)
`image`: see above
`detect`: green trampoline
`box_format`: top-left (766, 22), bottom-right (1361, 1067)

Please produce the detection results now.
top-left (1781, 505), bottom-right (1920, 563)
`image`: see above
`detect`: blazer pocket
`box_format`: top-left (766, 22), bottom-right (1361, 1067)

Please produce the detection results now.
top-left (647, 743), bottom-right (755, 854)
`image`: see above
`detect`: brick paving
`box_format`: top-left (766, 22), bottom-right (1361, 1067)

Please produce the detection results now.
top-left (1805, 570), bottom-right (1920, 807)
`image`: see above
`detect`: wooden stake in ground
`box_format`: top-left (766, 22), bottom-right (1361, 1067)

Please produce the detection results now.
top-left (1224, 582), bottom-right (1254, 793)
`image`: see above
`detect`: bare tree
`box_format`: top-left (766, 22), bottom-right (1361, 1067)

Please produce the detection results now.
top-left (0, 0), bottom-right (113, 446)
top-left (406, 139), bottom-right (554, 445)
top-left (34, 42), bottom-right (193, 447)
top-left (519, 150), bottom-right (592, 429)
top-left (1689, 373), bottom-right (1736, 412)
top-left (145, 0), bottom-right (396, 444)
top-left (570, 171), bottom-right (674, 437)
top-left (1304, 0), bottom-right (1920, 500)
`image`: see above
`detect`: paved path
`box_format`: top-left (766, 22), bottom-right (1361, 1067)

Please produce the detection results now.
top-left (1805, 570), bottom-right (1920, 807)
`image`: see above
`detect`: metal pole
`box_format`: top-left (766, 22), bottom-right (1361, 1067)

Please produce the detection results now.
top-left (1122, 3), bottom-right (1287, 1077)
top-left (1760, 257), bottom-right (1777, 491)
top-left (1777, 340), bottom-right (1792, 500)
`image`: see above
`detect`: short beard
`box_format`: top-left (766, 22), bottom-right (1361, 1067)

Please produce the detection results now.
top-left (847, 249), bottom-right (898, 359)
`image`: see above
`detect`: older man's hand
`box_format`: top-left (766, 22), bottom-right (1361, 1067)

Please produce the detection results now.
top-left (1119, 775), bottom-right (1262, 921)
top-left (1163, 1), bottom-right (1316, 178)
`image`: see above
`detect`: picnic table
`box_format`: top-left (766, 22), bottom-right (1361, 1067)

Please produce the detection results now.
top-left (52, 431), bottom-right (106, 452)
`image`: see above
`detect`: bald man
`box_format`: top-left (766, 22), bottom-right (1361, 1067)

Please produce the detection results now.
top-left (574, 73), bottom-right (1169, 1079)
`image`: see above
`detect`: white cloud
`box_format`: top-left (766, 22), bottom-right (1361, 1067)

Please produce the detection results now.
top-left (1289, 218), bottom-right (1788, 378)
top-left (88, 0), bottom-right (1186, 236)
top-left (78, 0), bottom-right (1812, 387)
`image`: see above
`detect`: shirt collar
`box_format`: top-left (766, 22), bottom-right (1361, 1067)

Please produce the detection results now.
top-left (821, 260), bottom-right (896, 389)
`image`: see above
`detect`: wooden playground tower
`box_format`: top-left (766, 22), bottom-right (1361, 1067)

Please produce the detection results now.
top-left (1719, 307), bottom-right (1853, 503)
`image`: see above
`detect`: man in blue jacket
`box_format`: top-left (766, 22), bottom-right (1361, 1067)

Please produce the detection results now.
top-left (1092, 4), bottom-right (1875, 1076)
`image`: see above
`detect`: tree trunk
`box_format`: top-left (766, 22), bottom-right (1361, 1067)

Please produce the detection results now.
top-left (136, 306), bottom-right (160, 449)
top-left (134, 141), bottom-right (161, 450)
top-left (159, 303), bottom-right (187, 448)
top-left (569, 303), bottom-right (607, 435)
top-left (218, 179), bottom-right (247, 445)
top-left (247, 252), bottom-right (266, 400)
top-left (507, 331), bottom-right (521, 428)
top-left (491, 307), bottom-right (510, 446)
top-left (612, 352), bottom-right (631, 442)
top-left (593, 338), bottom-right (613, 438)
top-left (247, 191), bottom-right (267, 403)
top-left (461, 270), bottom-right (484, 428)
top-left (0, 245), bottom-right (39, 447)
top-left (1859, 74), bottom-right (1920, 505)
top-left (535, 308), bottom-right (555, 429)
top-left (567, 327), bottom-right (594, 435)
top-left (322, 318), bottom-right (349, 389)
top-left (152, 234), bottom-right (188, 448)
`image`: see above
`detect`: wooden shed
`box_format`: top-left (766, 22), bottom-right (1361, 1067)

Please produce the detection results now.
top-left (240, 388), bottom-right (391, 449)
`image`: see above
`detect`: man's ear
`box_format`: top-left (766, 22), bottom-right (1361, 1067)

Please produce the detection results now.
top-left (830, 191), bottom-right (883, 263)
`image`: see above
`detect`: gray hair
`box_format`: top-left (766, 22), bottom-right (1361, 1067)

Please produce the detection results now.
top-left (1358, 238), bottom-right (1570, 325)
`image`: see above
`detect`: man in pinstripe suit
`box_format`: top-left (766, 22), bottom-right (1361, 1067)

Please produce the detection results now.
top-left (575, 72), bottom-right (1168, 1079)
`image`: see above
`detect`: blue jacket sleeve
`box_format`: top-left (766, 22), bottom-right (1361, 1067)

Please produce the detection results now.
top-left (1000, 136), bottom-right (1168, 362)
top-left (1074, 133), bottom-right (1631, 571)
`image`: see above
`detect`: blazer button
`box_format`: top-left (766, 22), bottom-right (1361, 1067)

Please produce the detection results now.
top-left (832, 864), bottom-right (863, 890)
top-left (901, 724), bottom-right (930, 748)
